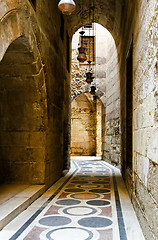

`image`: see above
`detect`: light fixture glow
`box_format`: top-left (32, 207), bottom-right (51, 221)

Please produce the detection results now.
top-left (58, 0), bottom-right (76, 15)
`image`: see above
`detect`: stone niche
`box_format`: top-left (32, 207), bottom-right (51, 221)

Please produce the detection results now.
top-left (0, 36), bottom-right (47, 184)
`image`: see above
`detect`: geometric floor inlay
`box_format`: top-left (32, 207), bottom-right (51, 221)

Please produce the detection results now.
top-left (78, 216), bottom-right (113, 228)
top-left (39, 216), bottom-right (72, 227)
top-left (0, 158), bottom-right (146, 240)
top-left (45, 227), bottom-right (94, 240)
top-left (6, 159), bottom-right (136, 240)
top-left (56, 199), bottom-right (81, 206)
top-left (26, 160), bottom-right (114, 239)
top-left (86, 199), bottom-right (111, 206)
top-left (70, 193), bottom-right (100, 199)
top-left (63, 206), bottom-right (97, 216)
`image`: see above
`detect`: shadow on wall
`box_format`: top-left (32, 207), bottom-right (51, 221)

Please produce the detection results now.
top-left (0, 36), bottom-right (47, 184)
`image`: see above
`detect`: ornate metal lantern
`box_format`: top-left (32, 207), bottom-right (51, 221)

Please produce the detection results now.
top-left (85, 60), bottom-right (94, 84)
top-left (77, 30), bottom-right (87, 63)
top-left (86, 72), bottom-right (94, 84)
top-left (93, 95), bottom-right (97, 101)
top-left (90, 86), bottom-right (96, 95)
top-left (58, 0), bottom-right (76, 15)
top-left (77, 46), bottom-right (87, 63)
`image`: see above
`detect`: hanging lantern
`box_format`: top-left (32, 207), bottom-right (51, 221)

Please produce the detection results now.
top-left (86, 71), bottom-right (94, 84)
top-left (58, 0), bottom-right (76, 15)
top-left (77, 30), bottom-right (87, 63)
top-left (77, 46), bottom-right (87, 63)
top-left (79, 30), bottom-right (85, 35)
top-left (90, 86), bottom-right (96, 95)
top-left (93, 95), bottom-right (97, 101)
top-left (86, 60), bottom-right (93, 83)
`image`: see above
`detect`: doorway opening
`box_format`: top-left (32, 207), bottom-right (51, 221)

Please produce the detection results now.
top-left (70, 23), bottom-right (121, 167)
top-left (71, 93), bottom-right (104, 157)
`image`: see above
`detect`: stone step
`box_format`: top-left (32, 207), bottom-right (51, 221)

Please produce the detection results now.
top-left (0, 184), bottom-right (45, 230)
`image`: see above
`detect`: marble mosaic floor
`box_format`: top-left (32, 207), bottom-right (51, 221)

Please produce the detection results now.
top-left (0, 157), bottom-right (145, 240)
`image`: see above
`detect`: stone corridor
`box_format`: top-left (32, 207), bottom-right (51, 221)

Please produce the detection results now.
top-left (0, 157), bottom-right (145, 240)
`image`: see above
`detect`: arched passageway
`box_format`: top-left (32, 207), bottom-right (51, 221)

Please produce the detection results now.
top-left (0, 1), bottom-right (157, 239)
top-left (71, 23), bottom-right (121, 166)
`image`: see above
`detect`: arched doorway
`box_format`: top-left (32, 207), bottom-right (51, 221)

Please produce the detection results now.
top-left (0, 36), bottom-right (47, 184)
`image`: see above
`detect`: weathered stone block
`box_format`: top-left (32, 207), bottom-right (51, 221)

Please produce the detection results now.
top-left (147, 160), bottom-right (158, 202)
top-left (134, 174), bottom-right (158, 238)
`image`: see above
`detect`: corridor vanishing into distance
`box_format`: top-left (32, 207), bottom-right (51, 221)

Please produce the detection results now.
top-left (0, 157), bottom-right (145, 240)
top-left (0, 0), bottom-right (157, 239)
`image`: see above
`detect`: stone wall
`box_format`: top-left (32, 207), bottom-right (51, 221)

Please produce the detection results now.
top-left (0, 0), bottom-right (71, 186)
top-left (0, 36), bottom-right (47, 184)
top-left (96, 99), bottom-right (103, 157)
top-left (102, 31), bottom-right (121, 167)
top-left (133, 1), bottom-right (158, 239)
top-left (71, 93), bottom-right (96, 156)
top-left (120, 1), bottom-right (158, 239)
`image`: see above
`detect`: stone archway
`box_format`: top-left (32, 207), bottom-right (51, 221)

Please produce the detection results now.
top-left (0, 3), bottom-right (72, 187)
top-left (0, 35), bottom-right (47, 184)
top-left (71, 23), bottom-right (121, 167)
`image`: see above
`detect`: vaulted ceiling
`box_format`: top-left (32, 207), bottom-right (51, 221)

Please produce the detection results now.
top-left (65, 0), bottom-right (125, 42)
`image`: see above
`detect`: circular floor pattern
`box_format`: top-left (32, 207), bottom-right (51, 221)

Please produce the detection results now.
top-left (77, 184), bottom-right (99, 189)
top-left (55, 199), bottom-right (81, 206)
top-left (46, 227), bottom-right (93, 240)
top-left (39, 216), bottom-right (71, 227)
top-left (89, 189), bottom-right (110, 194)
top-left (63, 206), bottom-right (97, 216)
top-left (86, 200), bottom-right (110, 206)
top-left (64, 188), bottom-right (85, 193)
top-left (78, 217), bottom-right (112, 228)
top-left (71, 193), bottom-right (100, 200)
top-left (71, 181), bottom-right (89, 184)
top-left (92, 181), bottom-right (110, 184)
top-left (93, 177), bottom-right (110, 180)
